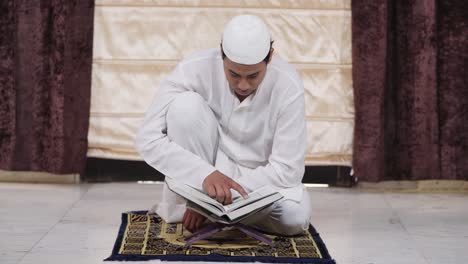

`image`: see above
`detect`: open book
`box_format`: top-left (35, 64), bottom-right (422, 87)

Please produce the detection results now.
top-left (165, 178), bottom-right (283, 224)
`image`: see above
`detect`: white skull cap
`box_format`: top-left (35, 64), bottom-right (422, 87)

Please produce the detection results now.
top-left (222, 15), bottom-right (271, 65)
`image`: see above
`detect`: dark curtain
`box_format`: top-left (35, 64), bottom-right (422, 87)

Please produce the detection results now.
top-left (351, 0), bottom-right (468, 182)
top-left (0, 1), bottom-right (94, 174)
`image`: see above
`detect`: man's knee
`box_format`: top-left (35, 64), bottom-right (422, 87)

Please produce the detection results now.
top-left (167, 92), bottom-right (206, 132)
top-left (275, 200), bottom-right (311, 236)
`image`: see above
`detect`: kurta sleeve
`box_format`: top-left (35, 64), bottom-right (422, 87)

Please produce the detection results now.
top-left (135, 63), bottom-right (216, 189)
top-left (236, 92), bottom-right (307, 192)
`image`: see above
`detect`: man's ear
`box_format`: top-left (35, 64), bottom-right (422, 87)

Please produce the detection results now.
top-left (267, 48), bottom-right (274, 64)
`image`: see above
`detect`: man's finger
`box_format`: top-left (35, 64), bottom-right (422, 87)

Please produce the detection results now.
top-left (223, 186), bottom-right (232, 205)
top-left (229, 180), bottom-right (249, 199)
top-left (182, 210), bottom-right (188, 224)
top-left (214, 184), bottom-right (226, 204)
top-left (195, 216), bottom-right (204, 230)
top-left (188, 214), bottom-right (196, 232)
top-left (207, 184), bottom-right (216, 198)
top-left (183, 213), bottom-right (191, 231)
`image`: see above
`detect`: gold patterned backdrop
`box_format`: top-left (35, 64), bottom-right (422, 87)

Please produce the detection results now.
top-left (88, 0), bottom-right (353, 166)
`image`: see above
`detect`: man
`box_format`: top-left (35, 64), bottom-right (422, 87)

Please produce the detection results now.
top-left (135, 15), bottom-right (311, 236)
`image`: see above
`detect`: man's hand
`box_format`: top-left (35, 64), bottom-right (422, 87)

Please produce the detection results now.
top-left (182, 209), bottom-right (206, 233)
top-left (202, 170), bottom-right (248, 205)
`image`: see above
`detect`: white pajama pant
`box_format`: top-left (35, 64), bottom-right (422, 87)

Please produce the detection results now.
top-left (152, 92), bottom-right (311, 236)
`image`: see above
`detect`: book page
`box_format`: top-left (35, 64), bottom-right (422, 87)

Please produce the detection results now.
top-left (186, 202), bottom-right (233, 224)
top-left (226, 192), bottom-right (283, 221)
top-left (223, 185), bottom-right (277, 212)
top-left (185, 185), bottom-right (225, 210)
top-left (165, 179), bottom-right (225, 213)
top-left (166, 179), bottom-right (282, 220)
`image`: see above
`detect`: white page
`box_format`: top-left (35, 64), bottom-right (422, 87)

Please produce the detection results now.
top-left (185, 185), bottom-right (225, 211)
top-left (223, 185), bottom-right (277, 212)
top-left (186, 202), bottom-right (232, 224)
top-left (166, 179), bottom-right (281, 218)
top-left (226, 192), bottom-right (283, 221)
top-left (166, 179), bottom-right (226, 213)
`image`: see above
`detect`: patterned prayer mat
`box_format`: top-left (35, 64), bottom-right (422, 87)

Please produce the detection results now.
top-left (105, 211), bottom-right (335, 263)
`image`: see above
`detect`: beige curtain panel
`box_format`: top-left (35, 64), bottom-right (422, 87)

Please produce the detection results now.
top-left (88, 0), bottom-right (353, 166)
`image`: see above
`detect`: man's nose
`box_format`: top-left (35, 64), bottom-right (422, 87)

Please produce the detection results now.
top-left (238, 79), bottom-right (250, 91)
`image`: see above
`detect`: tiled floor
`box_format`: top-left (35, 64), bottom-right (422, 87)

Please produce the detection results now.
top-left (1, 182), bottom-right (467, 264)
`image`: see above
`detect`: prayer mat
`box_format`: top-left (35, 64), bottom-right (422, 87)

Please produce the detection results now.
top-left (105, 211), bottom-right (335, 263)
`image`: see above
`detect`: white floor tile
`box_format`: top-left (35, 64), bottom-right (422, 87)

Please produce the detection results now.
top-left (0, 251), bottom-right (27, 264)
top-left (1, 182), bottom-right (467, 264)
top-left (81, 183), bottom-right (162, 201)
top-left (17, 249), bottom-right (110, 264)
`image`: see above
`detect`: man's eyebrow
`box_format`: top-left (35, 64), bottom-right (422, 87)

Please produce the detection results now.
top-left (229, 70), bottom-right (240, 76)
top-left (247, 72), bottom-right (260, 77)
top-left (229, 70), bottom-right (260, 77)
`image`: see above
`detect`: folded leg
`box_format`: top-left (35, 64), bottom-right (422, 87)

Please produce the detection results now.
top-left (152, 92), bottom-right (219, 222)
top-left (240, 190), bottom-right (312, 236)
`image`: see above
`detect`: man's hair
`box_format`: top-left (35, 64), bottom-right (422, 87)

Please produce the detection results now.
top-left (221, 41), bottom-right (274, 64)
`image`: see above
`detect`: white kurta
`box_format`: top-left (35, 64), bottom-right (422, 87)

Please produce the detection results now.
top-left (135, 48), bottom-right (307, 203)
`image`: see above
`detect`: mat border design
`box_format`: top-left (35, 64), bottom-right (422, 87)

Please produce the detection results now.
top-left (104, 211), bottom-right (336, 263)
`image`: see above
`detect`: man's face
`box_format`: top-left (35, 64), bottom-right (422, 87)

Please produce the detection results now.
top-left (222, 50), bottom-right (272, 100)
